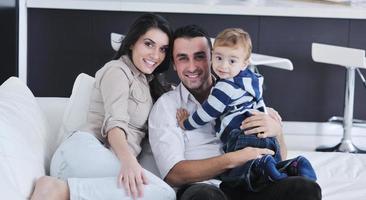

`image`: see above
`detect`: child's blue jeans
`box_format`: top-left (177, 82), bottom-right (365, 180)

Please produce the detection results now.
top-left (220, 129), bottom-right (288, 192)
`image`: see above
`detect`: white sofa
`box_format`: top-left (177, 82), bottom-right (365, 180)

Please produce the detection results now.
top-left (1, 74), bottom-right (366, 200)
top-left (0, 73), bottom-right (161, 200)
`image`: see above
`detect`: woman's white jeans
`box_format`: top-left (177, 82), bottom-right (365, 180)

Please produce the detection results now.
top-left (50, 131), bottom-right (176, 200)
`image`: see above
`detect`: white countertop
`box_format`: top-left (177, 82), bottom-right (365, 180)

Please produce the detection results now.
top-left (26, 0), bottom-right (366, 19)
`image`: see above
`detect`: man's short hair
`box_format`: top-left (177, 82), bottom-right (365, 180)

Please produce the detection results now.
top-left (214, 28), bottom-right (252, 60)
top-left (173, 25), bottom-right (212, 51)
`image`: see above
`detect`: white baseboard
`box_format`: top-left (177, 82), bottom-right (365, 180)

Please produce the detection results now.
top-left (283, 121), bottom-right (366, 151)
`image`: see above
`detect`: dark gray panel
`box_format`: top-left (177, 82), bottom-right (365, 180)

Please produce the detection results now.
top-left (91, 12), bottom-right (146, 71)
top-left (258, 17), bottom-right (349, 121)
top-left (27, 10), bottom-right (366, 122)
top-left (0, 2), bottom-right (17, 84)
top-left (28, 10), bottom-right (259, 96)
top-left (163, 13), bottom-right (259, 49)
top-left (350, 20), bottom-right (366, 120)
top-left (28, 10), bottom-right (154, 97)
top-left (28, 9), bottom-right (94, 97)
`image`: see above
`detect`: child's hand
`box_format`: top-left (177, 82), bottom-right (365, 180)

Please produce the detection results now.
top-left (176, 108), bottom-right (189, 129)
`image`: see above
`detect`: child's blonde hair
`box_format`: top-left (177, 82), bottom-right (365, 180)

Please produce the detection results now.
top-left (214, 28), bottom-right (252, 60)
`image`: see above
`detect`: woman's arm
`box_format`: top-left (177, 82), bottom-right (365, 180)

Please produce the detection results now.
top-left (99, 66), bottom-right (148, 199)
top-left (108, 127), bottom-right (147, 199)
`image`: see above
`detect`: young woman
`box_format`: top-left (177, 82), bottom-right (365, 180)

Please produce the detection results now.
top-left (31, 13), bottom-right (175, 200)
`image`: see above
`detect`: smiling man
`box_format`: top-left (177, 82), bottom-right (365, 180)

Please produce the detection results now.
top-left (148, 25), bottom-right (321, 200)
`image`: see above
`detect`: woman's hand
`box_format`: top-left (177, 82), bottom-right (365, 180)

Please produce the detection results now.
top-left (107, 128), bottom-right (148, 199)
top-left (176, 108), bottom-right (189, 129)
top-left (240, 108), bottom-right (283, 138)
top-left (118, 156), bottom-right (148, 199)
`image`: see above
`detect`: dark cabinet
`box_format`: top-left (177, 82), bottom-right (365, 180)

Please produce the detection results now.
top-left (0, 0), bottom-right (18, 84)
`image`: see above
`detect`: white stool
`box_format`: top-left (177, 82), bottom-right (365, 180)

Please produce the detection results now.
top-left (312, 43), bottom-right (366, 153)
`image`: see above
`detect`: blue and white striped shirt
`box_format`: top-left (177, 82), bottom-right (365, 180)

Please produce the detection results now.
top-left (183, 68), bottom-right (266, 139)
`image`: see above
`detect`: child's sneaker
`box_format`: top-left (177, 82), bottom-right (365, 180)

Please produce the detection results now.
top-left (278, 156), bottom-right (317, 181)
top-left (254, 155), bottom-right (288, 182)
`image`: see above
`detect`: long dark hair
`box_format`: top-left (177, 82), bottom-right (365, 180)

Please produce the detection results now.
top-left (114, 13), bottom-right (174, 101)
top-left (113, 13), bottom-right (172, 74)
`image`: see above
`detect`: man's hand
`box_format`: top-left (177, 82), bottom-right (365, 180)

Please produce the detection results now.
top-left (226, 147), bottom-right (275, 168)
top-left (240, 108), bottom-right (283, 138)
top-left (267, 107), bottom-right (283, 124)
top-left (176, 108), bottom-right (189, 129)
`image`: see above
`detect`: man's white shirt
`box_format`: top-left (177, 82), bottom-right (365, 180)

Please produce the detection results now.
top-left (148, 83), bottom-right (223, 185)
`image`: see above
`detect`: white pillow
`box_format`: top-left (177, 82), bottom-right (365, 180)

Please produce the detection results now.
top-left (58, 73), bottom-right (95, 144)
top-left (0, 77), bottom-right (51, 199)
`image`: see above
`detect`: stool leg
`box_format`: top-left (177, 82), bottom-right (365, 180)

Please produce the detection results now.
top-left (316, 67), bottom-right (366, 153)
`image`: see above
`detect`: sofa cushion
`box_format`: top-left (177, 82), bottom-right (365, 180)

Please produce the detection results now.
top-left (58, 73), bottom-right (95, 144)
top-left (0, 77), bottom-right (51, 199)
top-left (0, 140), bottom-right (23, 200)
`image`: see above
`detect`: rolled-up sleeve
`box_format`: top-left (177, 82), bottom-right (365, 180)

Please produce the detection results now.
top-left (99, 66), bottom-right (130, 137)
top-left (148, 94), bottom-right (186, 179)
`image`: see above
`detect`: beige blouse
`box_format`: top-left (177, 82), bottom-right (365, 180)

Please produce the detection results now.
top-left (82, 55), bottom-right (153, 157)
